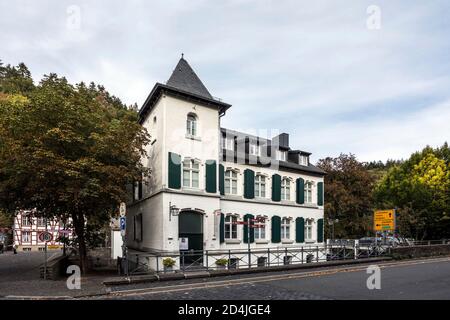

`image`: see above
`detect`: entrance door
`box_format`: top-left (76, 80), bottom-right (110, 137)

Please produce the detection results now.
top-left (178, 211), bottom-right (203, 264)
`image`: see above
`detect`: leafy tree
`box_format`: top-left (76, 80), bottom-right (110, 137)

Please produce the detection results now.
top-left (0, 64), bottom-right (150, 272)
top-left (317, 154), bottom-right (375, 239)
top-left (0, 60), bottom-right (34, 95)
top-left (374, 144), bottom-right (450, 239)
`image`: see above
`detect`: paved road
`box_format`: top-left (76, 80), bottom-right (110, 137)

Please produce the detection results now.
top-left (104, 257), bottom-right (450, 300)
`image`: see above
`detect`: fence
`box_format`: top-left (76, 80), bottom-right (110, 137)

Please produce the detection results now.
top-left (123, 240), bottom-right (391, 275)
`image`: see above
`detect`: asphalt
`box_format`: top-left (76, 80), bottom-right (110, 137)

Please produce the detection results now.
top-left (102, 257), bottom-right (450, 300)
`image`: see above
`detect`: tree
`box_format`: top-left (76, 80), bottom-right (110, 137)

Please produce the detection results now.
top-left (0, 60), bottom-right (34, 95)
top-left (317, 154), bottom-right (376, 239)
top-left (0, 64), bottom-right (150, 272)
top-left (374, 144), bottom-right (450, 239)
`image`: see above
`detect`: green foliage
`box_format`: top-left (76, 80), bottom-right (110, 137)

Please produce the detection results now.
top-left (0, 61), bottom-right (34, 95)
top-left (317, 154), bottom-right (375, 239)
top-left (374, 143), bottom-right (450, 239)
top-left (163, 257), bottom-right (176, 268)
top-left (0, 61), bottom-right (150, 271)
top-left (215, 258), bottom-right (228, 266)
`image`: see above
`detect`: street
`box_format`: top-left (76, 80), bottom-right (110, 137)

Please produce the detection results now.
top-left (103, 257), bottom-right (450, 300)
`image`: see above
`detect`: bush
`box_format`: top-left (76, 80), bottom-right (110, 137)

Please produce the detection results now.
top-left (215, 258), bottom-right (228, 266)
top-left (162, 257), bottom-right (176, 268)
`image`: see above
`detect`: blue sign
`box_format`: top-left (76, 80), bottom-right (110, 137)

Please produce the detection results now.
top-left (120, 217), bottom-right (126, 231)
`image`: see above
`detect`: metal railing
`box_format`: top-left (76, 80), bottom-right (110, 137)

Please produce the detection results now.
top-left (122, 242), bottom-right (389, 274)
top-left (120, 239), bottom-right (450, 275)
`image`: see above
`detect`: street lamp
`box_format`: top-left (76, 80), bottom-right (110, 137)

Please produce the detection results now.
top-left (169, 203), bottom-right (180, 221)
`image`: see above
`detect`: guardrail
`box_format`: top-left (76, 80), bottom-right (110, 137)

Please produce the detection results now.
top-left (122, 242), bottom-right (390, 274)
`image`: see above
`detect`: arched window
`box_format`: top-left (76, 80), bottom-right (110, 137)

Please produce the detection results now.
top-left (224, 169), bottom-right (238, 195)
top-left (183, 159), bottom-right (200, 188)
top-left (186, 113), bottom-right (197, 137)
top-left (281, 178), bottom-right (291, 201)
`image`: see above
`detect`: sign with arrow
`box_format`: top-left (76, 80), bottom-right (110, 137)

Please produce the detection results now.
top-left (374, 209), bottom-right (396, 231)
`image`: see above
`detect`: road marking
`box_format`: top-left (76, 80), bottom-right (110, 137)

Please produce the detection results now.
top-left (109, 256), bottom-right (450, 298)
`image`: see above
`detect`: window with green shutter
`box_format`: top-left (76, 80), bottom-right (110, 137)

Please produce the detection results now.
top-left (271, 216), bottom-right (281, 243)
top-left (205, 160), bottom-right (217, 193)
top-left (219, 164), bottom-right (225, 195)
top-left (317, 218), bottom-right (324, 242)
top-left (271, 174), bottom-right (281, 202)
top-left (243, 214), bottom-right (255, 243)
top-left (296, 217), bottom-right (305, 243)
top-left (317, 182), bottom-right (324, 206)
top-left (296, 178), bottom-right (305, 204)
top-left (168, 152), bottom-right (181, 189)
top-left (219, 213), bottom-right (225, 243)
top-left (243, 169), bottom-right (255, 199)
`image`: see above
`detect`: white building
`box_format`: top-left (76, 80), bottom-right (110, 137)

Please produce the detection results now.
top-left (127, 57), bottom-right (326, 269)
top-left (13, 210), bottom-right (72, 252)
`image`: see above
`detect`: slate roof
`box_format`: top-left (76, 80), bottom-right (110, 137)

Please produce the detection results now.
top-left (166, 57), bottom-right (213, 99)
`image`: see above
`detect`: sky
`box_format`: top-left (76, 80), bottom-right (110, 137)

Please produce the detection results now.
top-left (1, 0), bottom-right (449, 163)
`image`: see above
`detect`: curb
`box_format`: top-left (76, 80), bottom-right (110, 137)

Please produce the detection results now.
top-left (103, 256), bottom-right (392, 286)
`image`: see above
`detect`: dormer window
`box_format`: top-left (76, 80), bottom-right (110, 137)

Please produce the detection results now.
top-left (276, 150), bottom-right (287, 161)
top-left (222, 136), bottom-right (234, 151)
top-left (299, 155), bottom-right (309, 166)
top-left (186, 113), bottom-right (197, 137)
top-left (249, 143), bottom-right (261, 156)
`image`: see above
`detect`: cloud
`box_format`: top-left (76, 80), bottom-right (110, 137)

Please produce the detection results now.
top-left (1, 0), bottom-right (449, 162)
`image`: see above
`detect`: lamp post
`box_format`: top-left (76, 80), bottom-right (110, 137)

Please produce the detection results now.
top-left (169, 203), bottom-right (180, 221)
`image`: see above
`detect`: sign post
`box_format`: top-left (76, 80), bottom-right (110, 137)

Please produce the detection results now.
top-left (119, 202), bottom-right (128, 278)
top-left (374, 209), bottom-right (396, 245)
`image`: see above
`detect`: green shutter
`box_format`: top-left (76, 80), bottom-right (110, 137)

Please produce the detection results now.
top-left (205, 160), bottom-right (217, 193)
top-left (296, 217), bottom-right (305, 243)
top-left (296, 178), bottom-right (305, 204)
top-left (243, 169), bottom-right (255, 199)
top-left (271, 174), bottom-right (281, 202)
top-left (219, 213), bottom-right (225, 244)
top-left (271, 216), bottom-right (281, 243)
top-left (317, 182), bottom-right (324, 206)
top-left (317, 218), bottom-right (324, 242)
top-left (219, 164), bottom-right (225, 195)
top-left (243, 214), bottom-right (255, 244)
top-left (168, 152), bottom-right (181, 189)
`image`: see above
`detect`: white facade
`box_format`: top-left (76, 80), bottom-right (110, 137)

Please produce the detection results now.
top-left (126, 58), bottom-right (325, 268)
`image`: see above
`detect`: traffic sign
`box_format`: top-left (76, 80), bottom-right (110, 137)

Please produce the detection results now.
top-left (374, 209), bottom-right (396, 231)
top-left (120, 202), bottom-right (126, 217)
top-left (38, 232), bottom-right (53, 243)
top-left (120, 217), bottom-right (126, 237)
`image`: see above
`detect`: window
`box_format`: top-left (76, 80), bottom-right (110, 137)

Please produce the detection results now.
top-left (254, 175), bottom-right (266, 198)
top-left (222, 137), bottom-right (234, 151)
top-left (299, 155), bottom-right (309, 166)
top-left (37, 217), bottom-right (45, 227)
top-left (281, 178), bottom-right (290, 201)
top-left (225, 170), bottom-right (238, 195)
top-left (305, 219), bottom-right (313, 240)
top-left (22, 216), bottom-right (31, 226)
top-left (22, 231), bottom-right (31, 243)
top-left (276, 150), bottom-right (287, 161)
top-left (186, 114), bottom-right (197, 136)
top-left (224, 215), bottom-right (238, 239)
top-left (281, 218), bottom-right (291, 240)
top-left (133, 213), bottom-right (143, 242)
top-left (183, 159), bottom-right (200, 188)
top-left (304, 181), bottom-right (313, 203)
top-left (254, 218), bottom-right (266, 240)
top-left (249, 143), bottom-right (261, 156)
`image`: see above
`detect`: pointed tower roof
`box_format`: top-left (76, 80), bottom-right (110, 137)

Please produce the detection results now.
top-left (166, 56), bottom-right (213, 99)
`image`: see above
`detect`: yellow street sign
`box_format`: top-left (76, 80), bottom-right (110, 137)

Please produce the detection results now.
top-left (374, 209), bottom-right (396, 231)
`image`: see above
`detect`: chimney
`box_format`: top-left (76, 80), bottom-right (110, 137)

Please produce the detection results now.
top-left (273, 133), bottom-right (289, 149)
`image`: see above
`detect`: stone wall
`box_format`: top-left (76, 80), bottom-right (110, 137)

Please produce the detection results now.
top-left (390, 244), bottom-right (450, 259)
